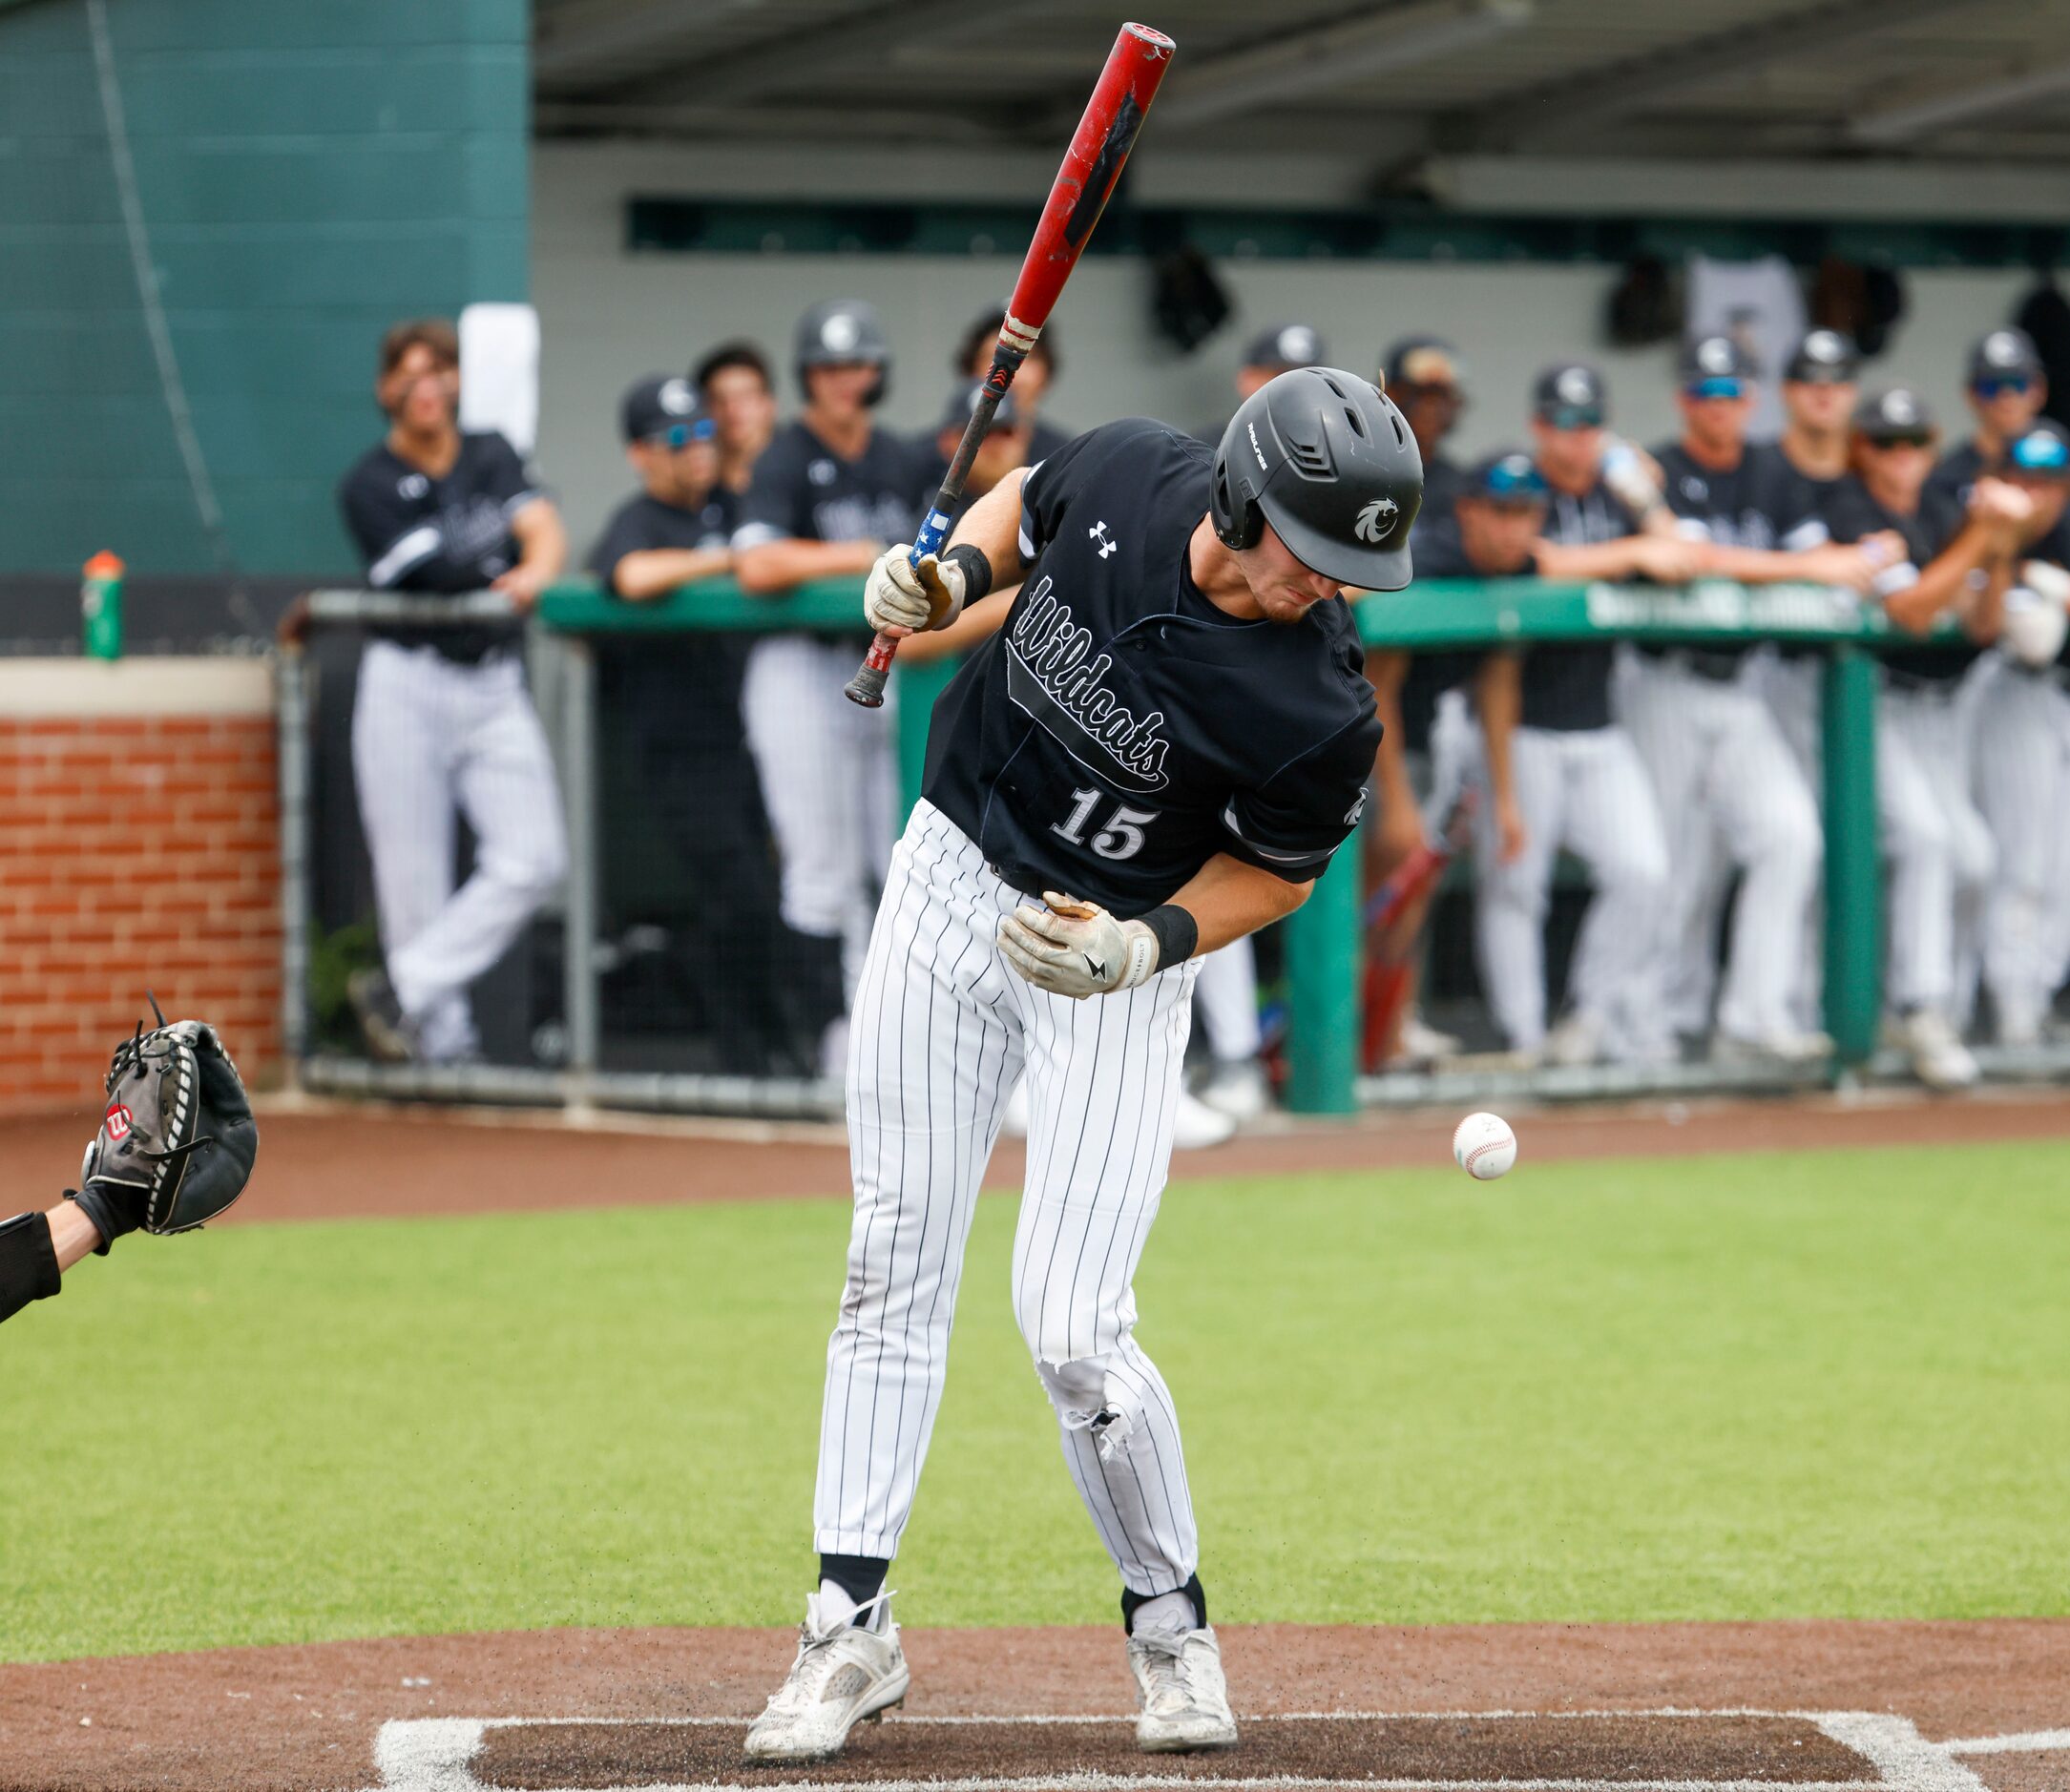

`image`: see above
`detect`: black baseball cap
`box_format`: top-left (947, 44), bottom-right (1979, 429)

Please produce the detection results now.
top-left (1968, 327), bottom-right (2043, 388)
top-left (2003, 418), bottom-right (2070, 479)
top-left (1533, 362), bottom-right (1608, 428)
top-left (1787, 329), bottom-right (1859, 385)
top-left (1680, 333), bottom-right (1757, 392)
top-left (1243, 322), bottom-right (1328, 370)
top-left (1466, 448), bottom-right (1549, 504)
top-left (1852, 386), bottom-right (1934, 443)
top-left (936, 378), bottom-right (1020, 435)
top-left (1383, 336), bottom-right (1465, 391)
top-left (621, 374), bottom-right (713, 446)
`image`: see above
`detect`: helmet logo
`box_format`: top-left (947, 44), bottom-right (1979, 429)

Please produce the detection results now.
top-left (822, 312), bottom-right (861, 353)
top-left (659, 377), bottom-right (694, 415)
top-left (1245, 420), bottom-right (1268, 471)
top-left (1354, 498), bottom-right (1398, 543)
top-left (1556, 367), bottom-right (1595, 406)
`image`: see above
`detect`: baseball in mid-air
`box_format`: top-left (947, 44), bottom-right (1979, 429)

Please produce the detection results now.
top-left (1453, 1112), bottom-right (1517, 1180)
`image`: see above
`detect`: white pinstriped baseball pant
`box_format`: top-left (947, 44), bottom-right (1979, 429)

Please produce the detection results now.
top-left (815, 801), bottom-right (1202, 1597)
top-left (1974, 657), bottom-right (2070, 1035)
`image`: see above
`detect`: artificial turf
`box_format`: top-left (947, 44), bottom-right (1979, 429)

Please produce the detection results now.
top-left (4, 1139), bottom-right (2066, 1661)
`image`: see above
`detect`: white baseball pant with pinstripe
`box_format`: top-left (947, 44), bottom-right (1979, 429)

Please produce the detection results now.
top-left (1614, 651), bottom-right (1822, 1043)
top-left (741, 636), bottom-right (897, 991)
top-left (815, 800), bottom-right (1202, 1596)
top-left (351, 641), bottom-right (568, 1062)
top-left (1973, 657), bottom-right (2070, 1038)
top-left (1756, 654), bottom-right (1993, 1021)
top-left (1472, 724), bottom-right (1670, 1056)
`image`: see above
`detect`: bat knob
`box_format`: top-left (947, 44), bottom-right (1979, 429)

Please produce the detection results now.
top-left (845, 664), bottom-right (889, 709)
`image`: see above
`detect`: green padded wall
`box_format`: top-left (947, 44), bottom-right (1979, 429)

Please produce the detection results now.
top-left (0, 0), bottom-right (528, 575)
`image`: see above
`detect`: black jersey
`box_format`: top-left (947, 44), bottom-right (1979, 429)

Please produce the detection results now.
top-left (1653, 439), bottom-right (1829, 552)
top-left (589, 488), bottom-right (737, 587)
top-left (1366, 513), bottom-right (1481, 755)
top-left (731, 419), bottom-right (927, 555)
top-left (1417, 454), bottom-right (1471, 525)
top-left (1822, 477), bottom-right (1976, 688)
top-left (1507, 477), bottom-right (1637, 731)
top-left (336, 430), bottom-right (541, 659)
top-left (1925, 439), bottom-right (1987, 511)
top-left (922, 419), bottom-right (1382, 916)
top-left (588, 486), bottom-right (745, 742)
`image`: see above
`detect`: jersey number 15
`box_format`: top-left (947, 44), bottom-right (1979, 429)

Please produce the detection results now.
top-left (1052, 787), bottom-right (1157, 862)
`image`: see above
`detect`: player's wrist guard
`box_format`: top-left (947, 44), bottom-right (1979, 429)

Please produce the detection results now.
top-left (1139, 905), bottom-right (1200, 971)
top-left (942, 543), bottom-right (993, 601)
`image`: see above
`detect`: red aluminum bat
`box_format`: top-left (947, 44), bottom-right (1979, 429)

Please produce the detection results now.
top-left (844, 21), bottom-right (1176, 708)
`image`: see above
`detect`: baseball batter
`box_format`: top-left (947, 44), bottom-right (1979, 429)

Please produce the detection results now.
top-left (743, 370), bottom-right (1420, 1763)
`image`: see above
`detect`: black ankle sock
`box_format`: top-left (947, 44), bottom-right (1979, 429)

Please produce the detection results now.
top-left (1121, 1572), bottom-right (1207, 1636)
top-left (819, 1552), bottom-right (889, 1611)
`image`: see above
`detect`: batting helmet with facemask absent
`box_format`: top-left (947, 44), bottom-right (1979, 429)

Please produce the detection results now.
top-left (1211, 366), bottom-right (1424, 591)
top-left (794, 300), bottom-right (892, 406)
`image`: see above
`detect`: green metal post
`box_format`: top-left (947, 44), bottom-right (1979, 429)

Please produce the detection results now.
top-left (1282, 844), bottom-right (1361, 1114)
top-left (1820, 643), bottom-right (1881, 1067)
top-left (892, 656), bottom-right (956, 823)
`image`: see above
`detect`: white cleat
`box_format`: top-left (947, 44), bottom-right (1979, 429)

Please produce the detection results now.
top-left (1711, 1028), bottom-right (1833, 1067)
top-left (1893, 1007), bottom-right (1978, 1091)
top-left (742, 1592), bottom-right (909, 1763)
top-left (1171, 1088), bottom-right (1237, 1151)
top-left (1542, 1012), bottom-right (1606, 1068)
top-left (1397, 1012), bottom-right (1464, 1065)
top-left (1197, 1058), bottom-right (1270, 1123)
top-left (1128, 1623), bottom-right (1238, 1752)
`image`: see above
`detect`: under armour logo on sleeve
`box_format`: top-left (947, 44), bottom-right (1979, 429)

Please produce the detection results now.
top-left (1089, 520), bottom-right (1119, 558)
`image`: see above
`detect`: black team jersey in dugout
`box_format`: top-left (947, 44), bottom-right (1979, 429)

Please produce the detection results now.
top-left (921, 419), bottom-right (1384, 917)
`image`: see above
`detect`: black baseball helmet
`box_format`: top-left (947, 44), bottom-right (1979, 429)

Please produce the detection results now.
top-left (1211, 367), bottom-right (1423, 591)
top-left (794, 299), bottom-right (891, 406)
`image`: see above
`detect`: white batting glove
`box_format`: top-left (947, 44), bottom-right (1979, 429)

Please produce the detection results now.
top-left (2003, 562), bottom-right (2070, 667)
top-left (998, 892), bottom-right (1159, 999)
top-left (863, 544), bottom-right (966, 636)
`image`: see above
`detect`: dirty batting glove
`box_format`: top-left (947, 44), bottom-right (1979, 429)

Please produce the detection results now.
top-left (863, 544), bottom-right (975, 636)
top-left (998, 892), bottom-right (1160, 1000)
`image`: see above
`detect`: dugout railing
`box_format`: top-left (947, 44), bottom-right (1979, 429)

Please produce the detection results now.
top-left (279, 577), bottom-right (2063, 1117)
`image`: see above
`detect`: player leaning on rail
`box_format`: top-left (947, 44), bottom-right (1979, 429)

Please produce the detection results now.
top-left (741, 370), bottom-right (1421, 1763)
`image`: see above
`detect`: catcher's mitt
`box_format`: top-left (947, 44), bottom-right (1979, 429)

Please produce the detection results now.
top-left (66, 1002), bottom-right (259, 1255)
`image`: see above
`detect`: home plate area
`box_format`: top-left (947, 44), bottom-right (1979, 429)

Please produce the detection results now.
top-left (369, 1707), bottom-right (2031, 1792)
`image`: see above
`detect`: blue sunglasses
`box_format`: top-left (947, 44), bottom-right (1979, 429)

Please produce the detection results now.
top-left (1480, 460), bottom-right (1549, 501)
top-left (1974, 375), bottom-right (2035, 399)
top-left (651, 418), bottom-right (716, 449)
top-left (1684, 377), bottom-right (1745, 401)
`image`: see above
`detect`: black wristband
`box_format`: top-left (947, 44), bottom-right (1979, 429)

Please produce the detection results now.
top-left (1140, 904), bottom-right (1200, 969)
top-left (942, 542), bottom-right (993, 600)
top-left (65, 1184), bottom-right (131, 1256)
top-left (0, 1211), bottom-right (62, 1324)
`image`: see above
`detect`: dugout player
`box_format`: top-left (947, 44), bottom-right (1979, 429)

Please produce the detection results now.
top-left (1971, 421), bottom-right (2070, 1047)
top-left (1823, 387), bottom-right (2028, 1082)
top-left (956, 306), bottom-right (1071, 463)
top-left (589, 377), bottom-right (788, 1069)
top-left (733, 300), bottom-right (930, 1075)
top-left (1929, 327), bottom-right (2050, 508)
top-left (742, 369), bottom-right (1419, 1764)
top-left (1383, 337), bottom-right (1471, 519)
top-left (336, 319), bottom-right (570, 1063)
top-left (1623, 335), bottom-right (1883, 1061)
top-left (1439, 448), bottom-right (1674, 1066)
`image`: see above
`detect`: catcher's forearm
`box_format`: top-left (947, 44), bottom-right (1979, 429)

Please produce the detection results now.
top-left (48, 1199), bottom-right (102, 1270)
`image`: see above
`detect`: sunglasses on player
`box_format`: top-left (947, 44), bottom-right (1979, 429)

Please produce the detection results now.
top-left (1862, 433), bottom-right (1934, 452)
top-left (1683, 378), bottom-right (1746, 401)
top-left (647, 419), bottom-right (716, 450)
top-left (1973, 375), bottom-right (2035, 399)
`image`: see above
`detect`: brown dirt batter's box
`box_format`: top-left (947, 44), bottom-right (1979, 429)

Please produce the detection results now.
top-left (367, 1707), bottom-right (2041, 1792)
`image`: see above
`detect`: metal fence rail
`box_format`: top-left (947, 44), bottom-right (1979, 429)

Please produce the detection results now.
top-left (277, 575), bottom-right (2062, 1117)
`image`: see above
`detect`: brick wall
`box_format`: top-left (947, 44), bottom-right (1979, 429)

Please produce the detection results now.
top-left (0, 660), bottom-right (280, 1116)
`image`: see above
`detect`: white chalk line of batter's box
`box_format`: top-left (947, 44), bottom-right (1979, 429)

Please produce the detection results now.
top-left (366, 1708), bottom-right (1995, 1792)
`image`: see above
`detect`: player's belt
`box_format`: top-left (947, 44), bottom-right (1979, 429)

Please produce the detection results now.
top-left (1637, 642), bottom-right (1743, 680)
